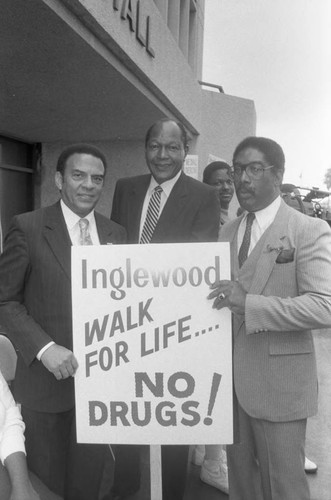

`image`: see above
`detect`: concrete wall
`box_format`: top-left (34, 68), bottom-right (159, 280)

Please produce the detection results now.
top-left (37, 0), bottom-right (256, 220)
top-left (197, 90), bottom-right (256, 167)
top-left (40, 86), bottom-right (256, 219)
top-left (56, 0), bottom-right (206, 133)
top-left (41, 140), bottom-right (146, 217)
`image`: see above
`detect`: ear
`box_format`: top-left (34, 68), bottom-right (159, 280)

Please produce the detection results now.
top-left (274, 169), bottom-right (284, 187)
top-left (55, 171), bottom-right (63, 191)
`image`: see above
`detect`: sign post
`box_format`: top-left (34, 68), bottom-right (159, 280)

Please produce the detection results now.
top-left (150, 445), bottom-right (162, 499)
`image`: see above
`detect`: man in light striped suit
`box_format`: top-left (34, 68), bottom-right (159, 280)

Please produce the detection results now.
top-left (209, 136), bottom-right (331, 500)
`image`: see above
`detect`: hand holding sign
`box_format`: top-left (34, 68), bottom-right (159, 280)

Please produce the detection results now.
top-left (41, 344), bottom-right (78, 380)
top-left (208, 279), bottom-right (247, 315)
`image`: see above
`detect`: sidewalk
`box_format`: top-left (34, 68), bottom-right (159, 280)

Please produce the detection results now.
top-left (306, 329), bottom-right (331, 500)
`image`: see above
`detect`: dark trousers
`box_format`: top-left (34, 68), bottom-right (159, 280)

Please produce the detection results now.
top-left (112, 444), bottom-right (189, 500)
top-left (21, 406), bottom-right (108, 500)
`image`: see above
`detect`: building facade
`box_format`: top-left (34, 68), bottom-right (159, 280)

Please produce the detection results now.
top-left (0, 0), bottom-right (255, 228)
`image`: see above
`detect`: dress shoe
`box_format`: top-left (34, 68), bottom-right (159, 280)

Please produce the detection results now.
top-left (304, 456), bottom-right (318, 474)
top-left (200, 459), bottom-right (229, 494)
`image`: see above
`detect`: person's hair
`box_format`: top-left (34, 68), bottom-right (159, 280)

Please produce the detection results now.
top-left (203, 161), bottom-right (232, 184)
top-left (233, 136), bottom-right (285, 174)
top-left (56, 144), bottom-right (107, 176)
top-left (281, 183), bottom-right (298, 194)
top-left (144, 118), bottom-right (189, 149)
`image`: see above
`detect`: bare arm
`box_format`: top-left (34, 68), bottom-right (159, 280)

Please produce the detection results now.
top-left (0, 373), bottom-right (39, 499)
top-left (5, 452), bottom-right (40, 500)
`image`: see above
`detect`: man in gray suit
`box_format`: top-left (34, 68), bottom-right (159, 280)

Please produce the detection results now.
top-left (209, 136), bottom-right (331, 500)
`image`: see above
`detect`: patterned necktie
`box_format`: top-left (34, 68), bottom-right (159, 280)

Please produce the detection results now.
top-left (140, 186), bottom-right (163, 244)
top-left (238, 212), bottom-right (255, 267)
top-left (79, 218), bottom-right (93, 245)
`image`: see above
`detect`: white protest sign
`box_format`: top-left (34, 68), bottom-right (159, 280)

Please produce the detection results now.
top-left (72, 242), bottom-right (233, 445)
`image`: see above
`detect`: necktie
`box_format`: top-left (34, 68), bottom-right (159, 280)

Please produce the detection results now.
top-left (238, 212), bottom-right (255, 267)
top-left (79, 218), bottom-right (93, 245)
top-left (140, 186), bottom-right (163, 244)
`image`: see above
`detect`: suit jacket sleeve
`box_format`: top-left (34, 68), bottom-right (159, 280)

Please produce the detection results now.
top-left (0, 217), bottom-right (53, 365)
top-left (245, 217), bottom-right (331, 333)
top-left (189, 187), bottom-right (220, 242)
top-left (111, 180), bottom-right (123, 226)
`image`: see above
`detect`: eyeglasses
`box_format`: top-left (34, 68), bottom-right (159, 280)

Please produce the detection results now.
top-left (232, 162), bottom-right (274, 180)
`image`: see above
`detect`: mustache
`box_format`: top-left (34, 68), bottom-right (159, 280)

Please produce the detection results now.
top-left (237, 186), bottom-right (255, 195)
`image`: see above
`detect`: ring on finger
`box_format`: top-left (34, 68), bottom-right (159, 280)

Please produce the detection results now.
top-left (218, 292), bottom-right (226, 300)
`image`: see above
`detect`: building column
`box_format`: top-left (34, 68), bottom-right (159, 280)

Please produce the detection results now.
top-left (179, 0), bottom-right (190, 59)
top-left (167, 0), bottom-right (180, 42)
top-left (153, 0), bottom-right (168, 22)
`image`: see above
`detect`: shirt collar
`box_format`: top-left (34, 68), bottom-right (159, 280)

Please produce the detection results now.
top-left (60, 199), bottom-right (95, 230)
top-left (245, 195), bottom-right (281, 231)
top-left (149, 170), bottom-right (182, 198)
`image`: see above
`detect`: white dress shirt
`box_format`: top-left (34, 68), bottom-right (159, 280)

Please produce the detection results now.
top-left (0, 371), bottom-right (25, 464)
top-left (237, 196), bottom-right (281, 256)
top-left (139, 171), bottom-right (182, 240)
top-left (60, 200), bottom-right (100, 246)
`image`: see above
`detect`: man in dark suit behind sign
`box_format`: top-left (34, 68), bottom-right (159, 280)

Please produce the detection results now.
top-left (0, 144), bottom-right (126, 499)
top-left (110, 118), bottom-right (220, 500)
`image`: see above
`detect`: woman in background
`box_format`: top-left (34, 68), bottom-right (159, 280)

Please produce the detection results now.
top-left (0, 369), bottom-right (39, 500)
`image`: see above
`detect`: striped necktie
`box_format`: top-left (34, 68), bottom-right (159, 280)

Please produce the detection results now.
top-left (140, 185), bottom-right (163, 244)
top-left (238, 212), bottom-right (255, 267)
top-left (79, 218), bottom-right (93, 245)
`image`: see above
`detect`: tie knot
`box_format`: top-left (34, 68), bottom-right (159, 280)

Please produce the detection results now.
top-left (79, 218), bottom-right (93, 245)
top-left (246, 212), bottom-right (255, 226)
top-left (154, 185), bottom-right (163, 194)
top-left (79, 218), bottom-right (89, 231)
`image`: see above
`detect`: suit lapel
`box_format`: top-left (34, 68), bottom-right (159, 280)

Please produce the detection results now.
top-left (152, 172), bottom-right (187, 241)
top-left (219, 215), bottom-right (243, 279)
top-left (128, 175), bottom-right (150, 242)
top-left (42, 202), bottom-right (72, 280)
top-left (248, 201), bottom-right (290, 294)
top-left (95, 213), bottom-right (115, 244)
top-left (219, 215), bottom-right (242, 246)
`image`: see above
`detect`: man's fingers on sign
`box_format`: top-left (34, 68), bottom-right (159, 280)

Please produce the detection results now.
top-left (55, 370), bottom-right (63, 381)
top-left (71, 355), bottom-right (79, 374)
top-left (55, 358), bottom-right (77, 380)
top-left (208, 280), bottom-right (231, 309)
top-left (60, 355), bottom-right (79, 379)
top-left (61, 365), bottom-right (73, 379)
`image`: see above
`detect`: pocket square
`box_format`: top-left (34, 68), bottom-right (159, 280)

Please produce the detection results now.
top-left (276, 248), bottom-right (295, 263)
